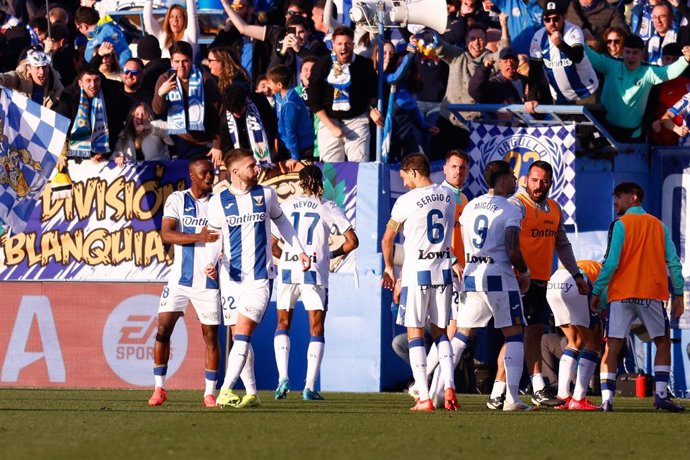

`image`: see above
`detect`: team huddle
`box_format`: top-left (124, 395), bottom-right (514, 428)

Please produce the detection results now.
top-left (145, 149), bottom-right (685, 413)
top-left (148, 149), bottom-right (357, 408)
top-left (383, 151), bottom-right (685, 413)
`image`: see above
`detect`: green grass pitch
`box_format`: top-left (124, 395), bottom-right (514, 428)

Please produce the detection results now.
top-left (1, 389), bottom-right (689, 459)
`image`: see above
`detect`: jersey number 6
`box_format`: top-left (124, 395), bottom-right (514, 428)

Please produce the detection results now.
top-left (426, 210), bottom-right (445, 244)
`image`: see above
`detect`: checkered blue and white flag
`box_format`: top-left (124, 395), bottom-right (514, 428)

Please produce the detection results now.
top-left (468, 122), bottom-right (577, 224)
top-left (0, 87), bottom-right (69, 234)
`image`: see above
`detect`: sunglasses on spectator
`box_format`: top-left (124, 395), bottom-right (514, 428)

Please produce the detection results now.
top-left (286, 9), bottom-right (302, 16)
top-left (124, 69), bottom-right (142, 75)
top-left (606, 39), bottom-right (621, 45)
top-left (544, 15), bottom-right (561, 23)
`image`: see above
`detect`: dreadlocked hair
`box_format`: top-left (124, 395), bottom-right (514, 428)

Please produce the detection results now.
top-left (298, 165), bottom-right (324, 198)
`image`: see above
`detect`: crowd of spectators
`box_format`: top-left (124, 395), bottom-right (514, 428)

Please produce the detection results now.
top-left (2, 0), bottom-right (690, 168)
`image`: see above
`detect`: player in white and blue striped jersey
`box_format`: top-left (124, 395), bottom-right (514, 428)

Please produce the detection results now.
top-left (528, 2), bottom-right (598, 104)
top-left (204, 148), bottom-right (311, 409)
top-left (272, 165), bottom-right (359, 401)
top-left (661, 91), bottom-right (690, 145)
top-left (457, 160), bottom-right (533, 411)
top-left (381, 153), bottom-right (458, 412)
top-left (149, 158), bottom-right (222, 409)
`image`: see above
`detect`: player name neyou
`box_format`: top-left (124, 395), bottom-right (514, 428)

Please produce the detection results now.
top-left (292, 200), bottom-right (318, 210)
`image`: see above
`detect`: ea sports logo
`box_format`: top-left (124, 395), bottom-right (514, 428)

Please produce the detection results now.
top-left (102, 295), bottom-right (188, 386)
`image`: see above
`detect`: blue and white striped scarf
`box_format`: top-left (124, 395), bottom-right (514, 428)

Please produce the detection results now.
top-left (166, 66), bottom-right (205, 134)
top-left (647, 29), bottom-right (678, 65)
top-left (68, 89), bottom-right (109, 158)
top-left (226, 99), bottom-right (271, 166)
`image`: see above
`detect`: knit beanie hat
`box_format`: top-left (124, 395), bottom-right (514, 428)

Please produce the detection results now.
top-left (137, 34), bottom-right (161, 61)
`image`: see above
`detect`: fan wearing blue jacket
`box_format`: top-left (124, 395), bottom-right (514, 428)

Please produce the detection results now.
top-left (267, 65), bottom-right (315, 161)
top-left (75, 6), bottom-right (132, 70)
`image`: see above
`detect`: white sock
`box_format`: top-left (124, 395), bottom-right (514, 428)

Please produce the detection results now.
top-left (409, 338), bottom-right (429, 401)
top-left (426, 343), bottom-right (439, 378)
top-left (428, 366), bottom-right (441, 400)
top-left (504, 335), bottom-right (525, 404)
top-left (600, 372), bottom-right (617, 403)
top-left (305, 336), bottom-right (325, 391)
top-left (436, 336), bottom-right (455, 390)
top-left (240, 343), bottom-right (257, 395)
top-left (654, 365), bottom-right (671, 398)
top-left (531, 373), bottom-right (546, 393)
top-left (490, 380), bottom-right (506, 399)
top-left (451, 332), bottom-right (469, 367)
top-left (220, 335), bottom-right (250, 390)
top-left (153, 365), bottom-right (167, 389)
top-left (557, 348), bottom-right (579, 399)
top-left (572, 349), bottom-right (598, 400)
top-left (274, 330), bottom-right (290, 382)
top-left (204, 369), bottom-right (218, 396)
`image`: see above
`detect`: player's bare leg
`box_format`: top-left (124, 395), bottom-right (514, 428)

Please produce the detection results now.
top-left (148, 312), bottom-right (182, 406)
top-left (487, 343), bottom-right (507, 410)
top-left (303, 310), bottom-right (326, 400)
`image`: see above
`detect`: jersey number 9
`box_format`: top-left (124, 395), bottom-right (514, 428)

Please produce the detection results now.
top-left (472, 215), bottom-right (488, 248)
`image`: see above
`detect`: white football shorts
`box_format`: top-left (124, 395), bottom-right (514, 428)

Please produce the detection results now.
top-left (546, 269), bottom-right (591, 328)
top-left (606, 298), bottom-right (668, 339)
top-left (158, 284), bottom-right (221, 325)
top-left (396, 284), bottom-right (451, 329)
top-left (276, 282), bottom-right (327, 311)
top-left (456, 290), bottom-right (525, 329)
top-left (219, 277), bottom-right (271, 325)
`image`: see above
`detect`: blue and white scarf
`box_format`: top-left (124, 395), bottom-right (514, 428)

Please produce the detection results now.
top-left (647, 29), bottom-right (678, 65)
top-left (68, 89), bottom-right (109, 158)
top-left (226, 99), bottom-right (271, 165)
top-left (327, 53), bottom-right (352, 112)
top-left (166, 66), bottom-right (205, 134)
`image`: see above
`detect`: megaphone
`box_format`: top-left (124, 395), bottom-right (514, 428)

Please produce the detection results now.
top-left (349, 0), bottom-right (448, 35)
top-left (390, 0), bottom-right (448, 34)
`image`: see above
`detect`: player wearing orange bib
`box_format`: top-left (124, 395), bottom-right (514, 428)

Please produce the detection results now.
top-left (488, 161), bottom-right (587, 410)
top-left (591, 182), bottom-right (685, 412)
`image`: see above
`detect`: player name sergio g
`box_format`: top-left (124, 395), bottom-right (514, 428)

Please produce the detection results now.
top-left (416, 193), bottom-right (451, 208)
